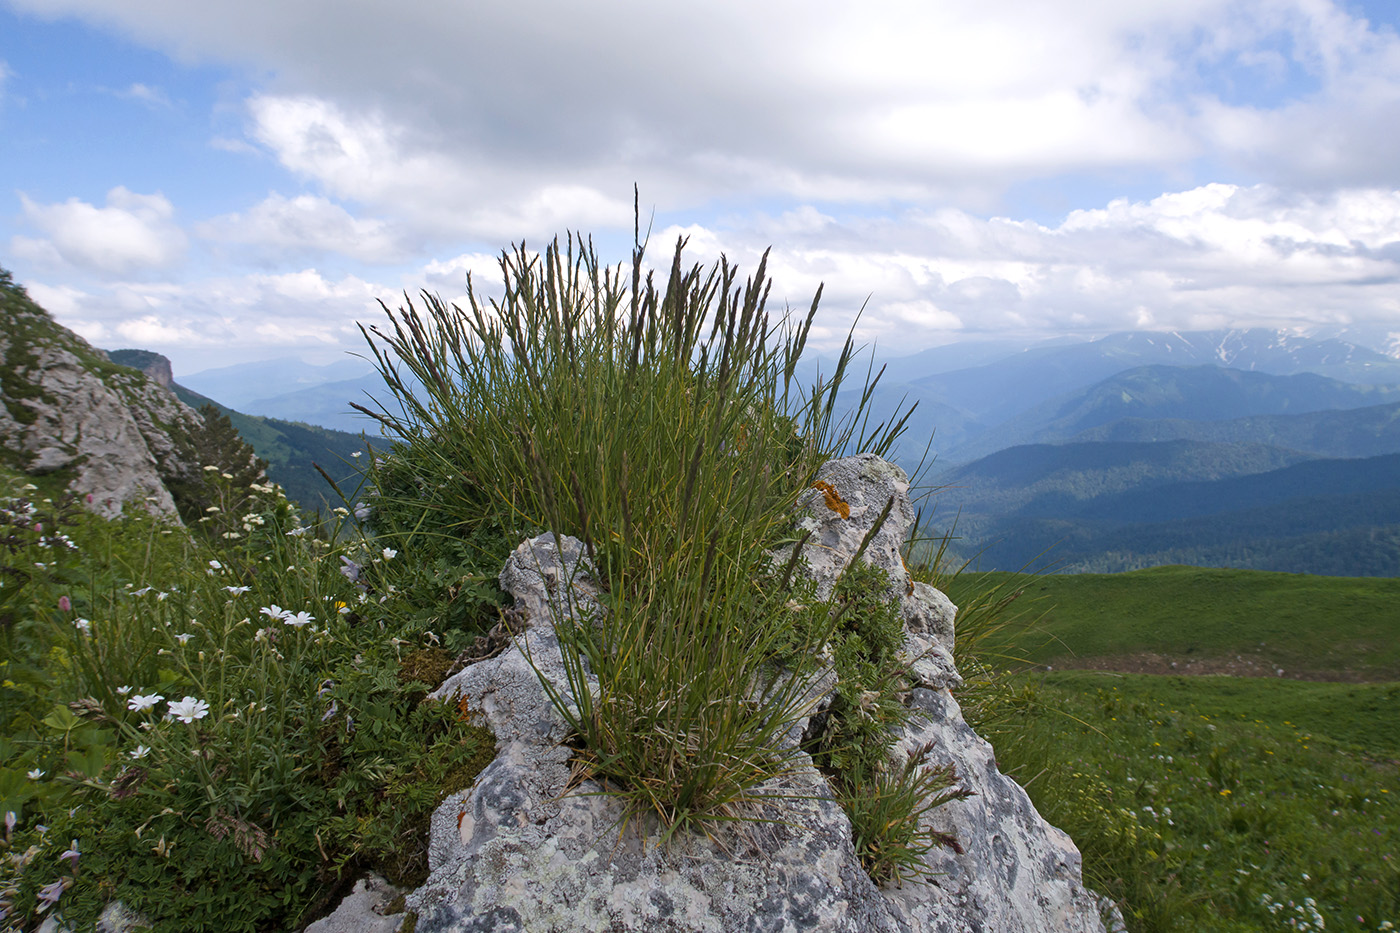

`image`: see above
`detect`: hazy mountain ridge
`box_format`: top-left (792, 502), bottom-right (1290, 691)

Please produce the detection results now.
top-left (180, 356), bottom-right (376, 412)
top-left (944, 364), bottom-right (1400, 462)
top-left (190, 326), bottom-right (1400, 455)
top-left (935, 439), bottom-right (1317, 522)
top-left (1068, 400), bottom-right (1400, 458)
top-left (181, 326), bottom-right (1400, 575)
top-left (979, 486), bottom-right (1400, 577)
top-left (170, 383), bottom-right (379, 511)
top-left (901, 327), bottom-right (1400, 436)
top-left (236, 374), bottom-right (392, 434)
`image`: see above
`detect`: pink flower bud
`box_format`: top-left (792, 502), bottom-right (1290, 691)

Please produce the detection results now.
top-left (58, 596), bottom-right (71, 612)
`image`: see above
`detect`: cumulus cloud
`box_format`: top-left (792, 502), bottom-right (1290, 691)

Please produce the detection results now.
top-left (198, 193), bottom-right (408, 263)
top-left (643, 184), bottom-right (1400, 353)
top-left (417, 252), bottom-right (505, 301)
top-left (22, 0), bottom-right (1399, 212)
top-left (15, 187), bottom-right (187, 275)
top-left (244, 95), bottom-right (634, 240)
top-left (25, 267), bottom-right (386, 367)
top-left (6, 0), bottom-right (1400, 367)
top-left (19, 181), bottom-right (1400, 372)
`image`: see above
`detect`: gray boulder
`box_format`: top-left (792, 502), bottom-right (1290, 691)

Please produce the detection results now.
top-left (395, 456), bottom-right (1120, 933)
top-left (0, 293), bottom-right (203, 518)
top-left (302, 874), bottom-right (408, 933)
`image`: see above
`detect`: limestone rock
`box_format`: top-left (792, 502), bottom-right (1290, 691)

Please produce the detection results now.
top-left (406, 456), bottom-right (1118, 933)
top-left (783, 453), bottom-right (916, 601)
top-left (0, 287), bottom-right (202, 518)
top-left (303, 874), bottom-right (408, 933)
top-left (106, 348), bottom-right (173, 388)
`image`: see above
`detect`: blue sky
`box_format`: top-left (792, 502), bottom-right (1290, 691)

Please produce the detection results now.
top-left (3, 0), bottom-right (1400, 375)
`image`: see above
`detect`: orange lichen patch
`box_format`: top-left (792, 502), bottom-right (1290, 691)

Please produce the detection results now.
top-left (812, 480), bottom-right (850, 519)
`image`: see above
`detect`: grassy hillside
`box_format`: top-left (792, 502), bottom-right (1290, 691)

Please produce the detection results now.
top-left (171, 383), bottom-right (380, 511)
top-left (975, 671), bottom-right (1399, 932)
top-left (951, 565), bottom-right (1400, 931)
top-left (949, 566), bottom-right (1400, 680)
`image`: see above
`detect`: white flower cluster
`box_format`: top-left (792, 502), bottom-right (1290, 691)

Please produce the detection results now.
top-left (124, 692), bottom-right (210, 723)
top-left (260, 604), bottom-right (315, 628)
top-left (1259, 892), bottom-right (1327, 931)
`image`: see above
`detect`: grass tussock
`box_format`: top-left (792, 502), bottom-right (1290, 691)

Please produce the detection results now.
top-left (360, 220), bottom-right (917, 839)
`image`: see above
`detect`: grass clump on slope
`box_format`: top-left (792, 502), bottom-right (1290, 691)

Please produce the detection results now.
top-left (360, 221), bottom-right (916, 841)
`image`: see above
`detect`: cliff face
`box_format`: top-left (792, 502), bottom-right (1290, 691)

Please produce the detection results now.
top-left (0, 278), bottom-right (204, 519)
top-left (107, 348), bottom-right (174, 388)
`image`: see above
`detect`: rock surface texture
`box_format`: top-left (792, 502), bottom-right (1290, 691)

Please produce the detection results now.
top-left (0, 290), bottom-right (203, 518)
top-left (394, 454), bottom-right (1122, 933)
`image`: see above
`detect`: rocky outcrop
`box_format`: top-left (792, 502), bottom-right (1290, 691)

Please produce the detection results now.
top-left (0, 283), bottom-right (203, 519)
top-left (388, 454), bottom-right (1121, 933)
top-left (106, 348), bottom-right (174, 388)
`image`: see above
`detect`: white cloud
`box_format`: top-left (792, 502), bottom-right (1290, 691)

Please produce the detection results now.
top-left (244, 95), bottom-right (634, 240)
top-left (6, 0), bottom-right (1400, 367)
top-left (14, 0), bottom-right (1356, 205)
top-left (24, 267), bottom-right (386, 369)
top-left (418, 252), bottom-right (505, 301)
top-left (640, 183), bottom-right (1400, 353)
top-left (16, 187), bottom-right (187, 275)
top-left (198, 193), bottom-right (407, 263)
top-left (25, 282), bottom-right (91, 322)
top-left (114, 82), bottom-right (173, 109)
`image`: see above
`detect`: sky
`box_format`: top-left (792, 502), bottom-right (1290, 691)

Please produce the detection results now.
top-left (3, 0), bottom-right (1400, 377)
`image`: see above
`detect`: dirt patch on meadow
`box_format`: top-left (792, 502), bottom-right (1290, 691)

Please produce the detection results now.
top-left (1035, 652), bottom-right (1379, 683)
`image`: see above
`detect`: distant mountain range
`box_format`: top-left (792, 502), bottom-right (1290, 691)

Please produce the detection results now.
top-left (943, 364), bottom-right (1400, 462)
top-left (180, 356), bottom-right (376, 412)
top-left (1069, 401), bottom-right (1400, 458)
top-left (167, 382), bottom-right (380, 512)
top-left (177, 326), bottom-right (1400, 575)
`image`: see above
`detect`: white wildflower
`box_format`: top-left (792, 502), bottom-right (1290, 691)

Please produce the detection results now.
top-left (127, 693), bottom-right (163, 713)
top-left (167, 697), bottom-right (210, 723)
